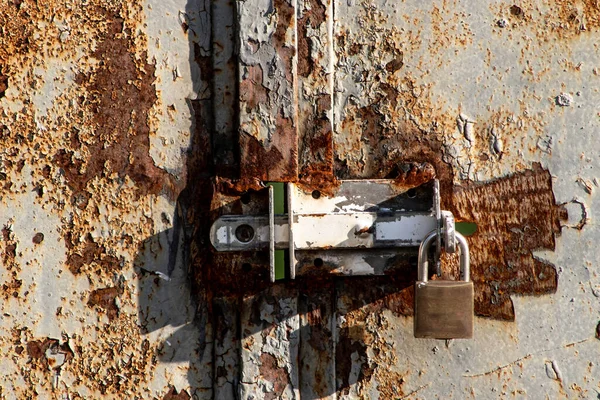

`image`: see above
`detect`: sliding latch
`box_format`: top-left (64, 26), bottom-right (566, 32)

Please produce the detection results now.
top-left (210, 179), bottom-right (457, 282)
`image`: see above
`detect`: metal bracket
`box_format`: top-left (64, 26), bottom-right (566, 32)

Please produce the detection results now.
top-left (210, 179), bottom-right (456, 281)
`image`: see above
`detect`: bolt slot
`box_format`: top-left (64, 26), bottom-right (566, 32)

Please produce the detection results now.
top-left (235, 224), bottom-right (255, 243)
top-left (240, 192), bottom-right (251, 204)
top-left (406, 188), bottom-right (417, 198)
top-left (242, 263), bottom-right (252, 272)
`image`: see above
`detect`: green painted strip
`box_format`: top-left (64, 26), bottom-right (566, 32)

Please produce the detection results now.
top-left (274, 250), bottom-right (286, 280)
top-left (268, 182), bottom-right (286, 280)
top-left (456, 221), bottom-right (478, 236)
top-left (270, 182), bottom-right (285, 214)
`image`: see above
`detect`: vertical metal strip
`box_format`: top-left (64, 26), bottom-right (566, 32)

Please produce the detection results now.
top-left (297, 0), bottom-right (335, 186)
top-left (237, 0), bottom-right (299, 181)
top-left (298, 283), bottom-right (336, 399)
top-left (288, 182), bottom-right (295, 279)
top-left (268, 184), bottom-right (275, 283)
top-left (212, 0), bottom-right (237, 175)
top-left (434, 179), bottom-right (442, 276)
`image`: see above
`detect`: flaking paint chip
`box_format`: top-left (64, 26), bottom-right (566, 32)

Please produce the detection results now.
top-left (556, 93), bottom-right (573, 107)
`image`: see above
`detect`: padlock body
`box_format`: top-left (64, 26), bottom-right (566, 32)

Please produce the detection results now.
top-left (414, 280), bottom-right (474, 339)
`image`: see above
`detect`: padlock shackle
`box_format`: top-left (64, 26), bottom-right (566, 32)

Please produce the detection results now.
top-left (418, 230), bottom-right (470, 282)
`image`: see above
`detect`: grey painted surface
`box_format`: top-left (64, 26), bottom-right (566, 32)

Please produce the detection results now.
top-left (0, 0), bottom-right (598, 398)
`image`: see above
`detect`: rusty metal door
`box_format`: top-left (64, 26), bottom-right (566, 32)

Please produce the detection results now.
top-left (216, 0), bottom-right (596, 398)
top-left (0, 0), bottom-right (598, 398)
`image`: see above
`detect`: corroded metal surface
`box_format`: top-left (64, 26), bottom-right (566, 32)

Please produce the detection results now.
top-left (237, 0), bottom-right (299, 181)
top-left (297, 0), bottom-right (336, 193)
top-left (240, 285), bottom-right (300, 399)
top-left (1, 0), bottom-right (600, 398)
top-left (0, 0), bottom-right (209, 397)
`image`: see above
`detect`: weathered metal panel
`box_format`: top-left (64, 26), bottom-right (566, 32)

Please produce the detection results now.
top-left (213, 296), bottom-right (240, 400)
top-left (329, 0), bottom-right (600, 398)
top-left (237, 0), bottom-right (299, 181)
top-left (2, 0), bottom-right (600, 398)
top-left (297, 0), bottom-right (336, 192)
top-left (240, 285), bottom-right (300, 399)
top-left (0, 0), bottom-right (212, 397)
top-left (298, 282), bottom-right (336, 399)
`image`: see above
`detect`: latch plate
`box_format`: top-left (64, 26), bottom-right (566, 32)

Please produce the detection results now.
top-left (210, 179), bottom-right (443, 281)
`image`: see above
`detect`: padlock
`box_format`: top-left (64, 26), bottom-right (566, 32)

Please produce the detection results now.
top-left (414, 230), bottom-right (473, 339)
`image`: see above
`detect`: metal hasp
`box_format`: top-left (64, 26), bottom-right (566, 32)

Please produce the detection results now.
top-left (211, 179), bottom-right (462, 282)
top-left (414, 230), bottom-right (473, 339)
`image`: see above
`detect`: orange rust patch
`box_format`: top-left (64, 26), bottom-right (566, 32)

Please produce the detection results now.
top-left (240, 128), bottom-right (297, 182)
top-left (0, 66), bottom-right (7, 98)
top-left (298, 123), bottom-right (338, 196)
top-left (260, 353), bottom-right (291, 400)
top-left (239, 0), bottom-right (298, 182)
top-left (450, 163), bottom-right (562, 320)
top-left (376, 371), bottom-right (406, 398)
top-left (297, 0), bottom-right (327, 78)
top-left (1, 278), bottom-right (22, 299)
top-left (271, 0), bottom-right (296, 82)
top-left (494, 1), bottom-right (600, 41)
top-left (0, 2), bottom-right (38, 64)
top-left (239, 65), bottom-right (267, 111)
top-left (64, 11), bottom-right (179, 201)
top-left (26, 338), bottom-right (74, 370)
top-left (64, 232), bottom-right (121, 275)
top-left (87, 286), bottom-right (122, 321)
top-left (162, 386), bottom-right (191, 400)
top-left (389, 162), bottom-right (436, 189)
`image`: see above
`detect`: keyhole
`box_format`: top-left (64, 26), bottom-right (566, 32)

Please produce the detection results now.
top-left (235, 224), bottom-right (255, 243)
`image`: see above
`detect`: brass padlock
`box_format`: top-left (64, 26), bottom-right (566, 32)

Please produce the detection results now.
top-left (414, 230), bottom-right (473, 339)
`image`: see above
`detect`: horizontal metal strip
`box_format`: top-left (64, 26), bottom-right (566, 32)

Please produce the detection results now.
top-left (210, 212), bottom-right (436, 251)
top-left (294, 248), bottom-right (418, 276)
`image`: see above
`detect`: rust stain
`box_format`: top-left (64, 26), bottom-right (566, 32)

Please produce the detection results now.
top-left (450, 163), bottom-right (564, 320)
top-left (214, 177), bottom-right (265, 197)
top-left (385, 52), bottom-right (404, 73)
top-left (298, 283), bottom-right (335, 398)
top-left (376, 371), bottom-right (406, 398)
top-left (297, 0), bottom-right (327, 78)
top-left (240, 131), bottom-right (297, 182)
top-left (337, 117), bottom-right (455, 199)
top-left (0, 2), bottom-right (37, 64)
top-left (334, 104), bottom-right (563, 321)
top-left (389, 162), bottom-right (436, 189)
top-left (31, 232), bottom-right (44, 244)
top-left (271, 0), bottom-right (296, 82)
top-left (162, 386), bottom-right (191, 400)
top-left (87, 286), bottom-right (123, 321)
top-left (335, 326), bottom-right (372, 396)
top-left (239, 65), bottom-right (267, 111)
top-left (2, 225), bottom-right (17, 264)
top-left (239, 0), bottom-right (298, 182)
top-left (298, 127), bottom-right (338, 196)
top-left (61, 11), bottom-right (180, 201)
top-left (26, 337), bottom-right (74, 370)
top-left (491, 1), bottom-right (600, 41)
top-left (0, 66), bottom-right (7, 98)
top-left (64, 232), bottom-right (122, 275)
top-left (0, 1), bottom-right (199, 396)
top-left (259, 353), bottom-right (291, 400)
top-left (1, 224), bottom-right (21, 299)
